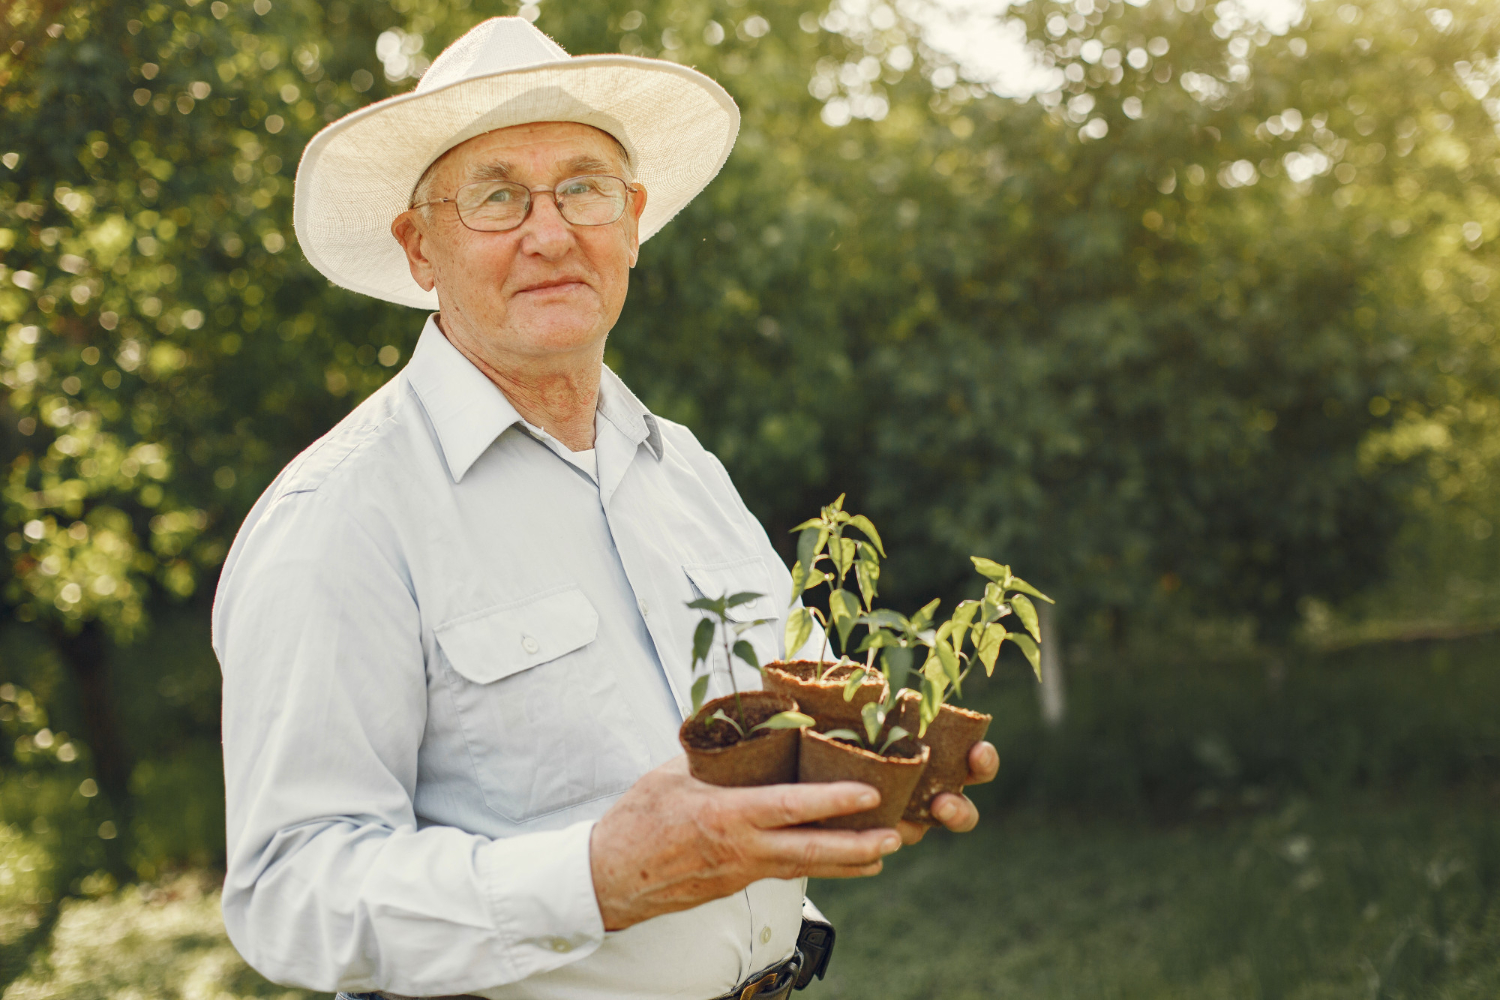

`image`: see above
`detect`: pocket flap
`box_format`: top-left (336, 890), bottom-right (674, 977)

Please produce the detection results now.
top-left (435, 587), bottom-right (599, 685)
top-left (683, 556), bottom-right (780, 624)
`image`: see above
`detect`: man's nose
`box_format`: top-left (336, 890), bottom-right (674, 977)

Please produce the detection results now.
top-left (517, 191), bottom-right (573, 258)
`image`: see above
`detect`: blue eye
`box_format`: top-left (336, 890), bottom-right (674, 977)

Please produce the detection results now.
top-left (560, 180), bottom-right (597, 196)
top-left (485, 188), bottom-right (516, 203)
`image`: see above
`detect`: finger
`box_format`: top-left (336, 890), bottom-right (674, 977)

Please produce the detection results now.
top-left (929, 792), bottom-right (979, 833)
top-left (729, 781), bottom-right (882, 829)
top-left (965, 741), bottom-right (1000, 786)
top-left (801, 861), bottom-right (885, 880)
top-left (896, 819), bottom-right (928, 845)
top-left (758, 827), bottom-right (901, 876)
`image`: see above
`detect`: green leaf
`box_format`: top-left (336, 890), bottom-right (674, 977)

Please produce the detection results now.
top-left (796, 526), bottom-right (822, 574)
top-left (881, 644), bottom-right (914, 690)
top-left (911, 597), bottom-right (942, 630)
top-left (691, 617), bottom-right (715, 667)
top-left (690, 673), bottom-right (710, 716)
top-left (971, 557), bottom-right (1010, 583)
top-left (752, 710), bottom-right (815, 731)
top-left (878, 725), bottom-right (910, 755)
top-left (832, 537), bottom-right (857, 579)
top-left (828, 588), bottom-right (859, 650)
top-left (709, 708), bottom-right (746, 738)
top-left (859, 609), bottom-right (909, 631)
top-left (784, 606), bottom-right (814, 657)
top-left (1008, 576), bottom-right (1055, 604)
top-left (974, 622), bottom-right (1006, 675)
top-left (788, 560), bottom-right (807, 602)
top-left (860, 700), bottom-right (885, 745)
top-left (1010, 593), bottom-right (1041, 642)
top-left (842, 666), bottom-right (869, 701)
top-left (725, 591), bottom-right (763, 609)
top-left (948, 600), bottom-right (980, 648)
top-left (935, 639), bottom-right (962, 690)
top-left (732, 639), bottom-right (760, 670)
top-left (854, 551), bottom-right (879, 610)
top-left (1010, 633), bottom-right (1042, 681)
top-left (686, 596), bottom-right (725, 614)
top-left (847, 514), bottom-right (886, 556)
top-left (821, 728), bottom-right (864, 745)
top-left (790, 518), bottom-right (824, 533)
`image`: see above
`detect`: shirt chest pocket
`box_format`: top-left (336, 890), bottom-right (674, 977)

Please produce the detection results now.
top-left (434, 586), bottom-right (652, 823)
top-left (682, 556), bottom-right (783, 693)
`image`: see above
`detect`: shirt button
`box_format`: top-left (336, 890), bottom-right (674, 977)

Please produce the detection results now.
top-left (548, 937), bottom-right (572, 953)
top-left (521, 634), bottom-right (540, 654)
top-left (638, 598), bottom-right (650, 617)
top-left (759, 925), bottom-right (772, 945)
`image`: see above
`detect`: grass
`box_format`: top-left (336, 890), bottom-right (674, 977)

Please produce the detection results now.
top-left (813, 790), bottom-right (1500, 1000)
top-left (2, 789), bottom-right (1495, 1000)
top-left (2, 632), bottom-right (1499, 998)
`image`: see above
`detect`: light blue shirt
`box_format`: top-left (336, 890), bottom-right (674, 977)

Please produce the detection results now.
top-left (213, 316), bottom-right (809, 999)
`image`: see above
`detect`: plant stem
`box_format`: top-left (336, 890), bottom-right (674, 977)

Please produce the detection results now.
top-left (722, 619), bottom-right (745, 731)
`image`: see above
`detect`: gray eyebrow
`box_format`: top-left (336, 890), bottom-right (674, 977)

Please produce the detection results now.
top-left (467, 155), bottom-right (619, 184)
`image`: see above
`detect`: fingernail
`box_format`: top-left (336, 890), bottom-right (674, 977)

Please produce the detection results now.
top-left (858, 790), bottom-right (880, 809)
top-left (880, 837), bottom-right (901, 855)
top-left (934, 801), bottom-right (958, 823)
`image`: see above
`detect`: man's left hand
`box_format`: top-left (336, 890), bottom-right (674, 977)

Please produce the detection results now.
top-left (895, 739), bottom-right (999, 844)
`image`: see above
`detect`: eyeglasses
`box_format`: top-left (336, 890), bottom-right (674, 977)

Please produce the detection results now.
top-left (410, 174), bottom-right (638, 232)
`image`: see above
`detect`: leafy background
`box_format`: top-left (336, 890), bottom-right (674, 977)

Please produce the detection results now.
top-left (2, 0), bottom-right (1499, 995)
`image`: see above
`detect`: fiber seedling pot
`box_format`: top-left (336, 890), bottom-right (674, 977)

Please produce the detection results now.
top-left (889, 689), bottom-right (992, 826)
top-left (679, 691), bottom-right (802, 787)
top-left (764, 660), bottom-right (888, 732)
top-left (797, 728), bottom-right (930, 830)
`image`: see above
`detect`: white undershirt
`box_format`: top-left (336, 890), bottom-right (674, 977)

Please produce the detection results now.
top-left (519, 417), bottom-right (599, 484)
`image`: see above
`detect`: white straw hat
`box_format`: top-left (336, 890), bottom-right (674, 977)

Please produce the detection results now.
top-left (293, 17), bottom-right (740, 309)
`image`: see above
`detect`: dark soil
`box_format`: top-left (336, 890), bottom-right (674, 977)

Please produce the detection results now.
top-left (681, 697), bottom-right (784, 749)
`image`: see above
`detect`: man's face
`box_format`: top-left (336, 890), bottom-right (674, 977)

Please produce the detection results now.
top-left (392, 122), bottom-right (646, 361)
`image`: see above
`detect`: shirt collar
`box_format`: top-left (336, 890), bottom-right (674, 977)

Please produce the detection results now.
top-left (404, 315), bottom-right (663, 483)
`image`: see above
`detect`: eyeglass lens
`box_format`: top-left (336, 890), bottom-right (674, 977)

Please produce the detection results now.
top-left (454, 175), bottom-right (629, 232)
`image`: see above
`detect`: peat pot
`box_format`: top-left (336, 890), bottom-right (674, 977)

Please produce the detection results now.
top-left (797, 728), bottom-right (930, 830)
top-left (679, 691), bottom-right (802, 787)
top-left (763, 660), bottom-right (888, 732)
top-left (890, 688), bottom-right (992, 825)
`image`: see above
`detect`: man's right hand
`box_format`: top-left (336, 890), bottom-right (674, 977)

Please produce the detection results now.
top-left (589, 756), bottom-right (899, 931)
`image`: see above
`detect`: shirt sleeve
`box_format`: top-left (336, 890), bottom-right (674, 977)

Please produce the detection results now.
top-left (213, 488), bottom-right (605, 995)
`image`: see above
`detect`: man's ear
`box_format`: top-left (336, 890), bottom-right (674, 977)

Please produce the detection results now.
top-left (626, 184), bottom-right (648, 268)
top-left (391, 210), bottom-right (438, 292)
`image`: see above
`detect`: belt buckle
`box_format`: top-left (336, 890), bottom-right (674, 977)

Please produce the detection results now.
top-left (737, 950), bottom-right (802, 1000)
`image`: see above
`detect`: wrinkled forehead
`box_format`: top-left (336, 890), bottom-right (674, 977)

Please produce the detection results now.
top-left (419, 121), bottom-right (632, 194)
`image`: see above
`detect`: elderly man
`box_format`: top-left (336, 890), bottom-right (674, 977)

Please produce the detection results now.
top-left (214, 18), bottom-right (996, 1000)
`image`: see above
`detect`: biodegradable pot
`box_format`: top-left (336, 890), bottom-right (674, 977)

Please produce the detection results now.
top-left (763, 660), bottom-right (888, 732)
top-left (890, 689), bottom-right (992, 826)
top-left (797, 728), bottom-right (930, 830)
top-left (679, 691), bottom-right (802, 787)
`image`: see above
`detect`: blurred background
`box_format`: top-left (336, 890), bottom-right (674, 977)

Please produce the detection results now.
top-left (2, 0), bottom-right (1499, 995)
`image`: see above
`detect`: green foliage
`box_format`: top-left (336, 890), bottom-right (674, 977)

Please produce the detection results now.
top-left (687, 589), bottom-right (811, 735)
top-left (784, 493), bottom-right (885, 664)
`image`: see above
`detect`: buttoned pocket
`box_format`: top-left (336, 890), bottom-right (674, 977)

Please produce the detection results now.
top-left (435, 586), bottom-right (651, 822)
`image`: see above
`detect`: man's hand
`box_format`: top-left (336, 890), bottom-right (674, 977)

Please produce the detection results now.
top-left (590, 757), bottom-right (902, 931)
top-left (896, 739), bottom-right (1000, 845)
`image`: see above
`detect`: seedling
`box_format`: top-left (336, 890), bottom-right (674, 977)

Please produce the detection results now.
top-left (900, 558), bottom-right (1054, 736)
top-left (783, 494), bottom-right (886, 675)
top-left (688, 591), bottom-right (813, 738)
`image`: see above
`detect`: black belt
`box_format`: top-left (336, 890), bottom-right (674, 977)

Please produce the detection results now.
top-left (711, 897), bottom-right (835, 1000)
top-left (357, 898), bottom-right (835, 1000)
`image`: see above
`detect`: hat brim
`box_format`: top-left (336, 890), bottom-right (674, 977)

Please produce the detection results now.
top-left (293, 55), bottom-right (740, 309)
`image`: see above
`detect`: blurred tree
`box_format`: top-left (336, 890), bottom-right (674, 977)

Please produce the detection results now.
top-left (1, 0), bottom-right (1499, 881)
